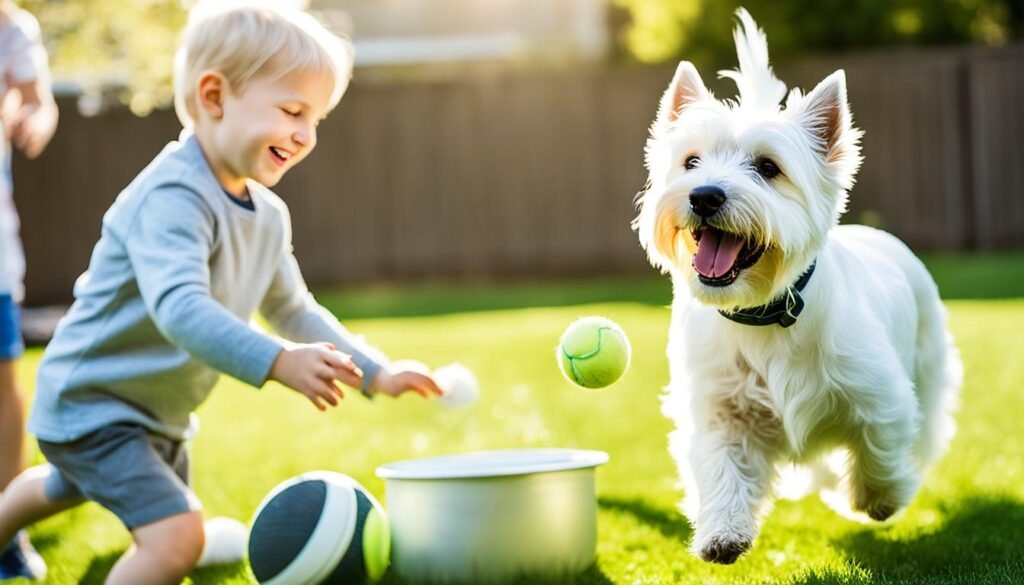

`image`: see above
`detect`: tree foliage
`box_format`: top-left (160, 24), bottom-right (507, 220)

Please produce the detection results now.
top-left (614, 0), bottom-right (1018, 67)
top-left (14, 0), bottom-right (1022, 115)
top-left (20, 0), bottom-right (187, 115)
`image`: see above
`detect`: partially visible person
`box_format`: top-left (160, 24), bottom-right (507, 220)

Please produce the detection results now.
top-left (0, 0), bottom-right (56, 579)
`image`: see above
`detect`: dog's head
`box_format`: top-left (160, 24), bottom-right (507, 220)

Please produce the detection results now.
top-left (634, 8), bottom-right (862, 309)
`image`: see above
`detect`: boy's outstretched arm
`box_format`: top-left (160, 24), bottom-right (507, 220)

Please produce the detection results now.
top-left (252, 197), bottom-right (442, 401)
top-left (257, 198), bottom-right (386, 391)
top-left (260, 251), bottom-right (443, 400)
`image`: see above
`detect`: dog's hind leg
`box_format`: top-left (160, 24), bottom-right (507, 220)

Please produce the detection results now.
top-left (845, 371), bottom-right (922, 521)
top-left (911, 294), bottom-right (961, 469)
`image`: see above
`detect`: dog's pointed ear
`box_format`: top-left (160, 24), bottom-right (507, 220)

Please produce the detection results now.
top-left (657, 62), bottom-right (709, 126)
top-left (793, 70), bottom-right (859, 166)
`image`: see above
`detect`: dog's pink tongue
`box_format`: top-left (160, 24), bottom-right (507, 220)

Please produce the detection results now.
top-left (693, 229), bottom-right (744, 278)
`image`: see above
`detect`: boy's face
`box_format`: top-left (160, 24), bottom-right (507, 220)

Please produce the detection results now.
top-left (208, 67), bottom-right (334, 194)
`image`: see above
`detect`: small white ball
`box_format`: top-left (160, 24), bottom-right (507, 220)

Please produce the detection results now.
top-left (197, 516), bottom-right (248, 567)
top-left (434, 363), bottom-right (479, 408)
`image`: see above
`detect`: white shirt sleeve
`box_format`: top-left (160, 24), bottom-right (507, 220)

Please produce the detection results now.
top-left (2, 10), bottom-right (47, 84)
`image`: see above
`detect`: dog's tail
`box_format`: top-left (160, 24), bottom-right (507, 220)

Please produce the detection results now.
top-left (718, 8), bottom-right (787, 111)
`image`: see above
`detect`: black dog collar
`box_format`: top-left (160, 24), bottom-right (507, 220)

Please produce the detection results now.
top-left (718, 262), bottom-right (816, 328)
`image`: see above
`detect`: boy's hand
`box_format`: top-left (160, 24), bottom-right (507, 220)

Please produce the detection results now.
top-left (370, 369), bottom-right (443, 399)
top-left (269, 343), bottom-right (363, 411)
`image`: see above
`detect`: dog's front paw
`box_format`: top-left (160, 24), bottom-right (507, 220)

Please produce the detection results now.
top-left (855, 497), bottom-right (899, 522)
top-left (695, 533), bottom-right (751, 564)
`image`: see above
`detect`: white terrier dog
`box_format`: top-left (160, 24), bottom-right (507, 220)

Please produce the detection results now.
top-left (634, 9), bottom-right (961, 564)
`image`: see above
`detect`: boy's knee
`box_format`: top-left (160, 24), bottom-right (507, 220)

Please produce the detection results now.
top-left (168, 513), bottom-right (206, 571)
top-left (137, 511), bottom-right (206, 573)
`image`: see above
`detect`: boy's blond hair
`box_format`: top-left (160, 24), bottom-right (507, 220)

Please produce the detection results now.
top-left (173, 0), bottom-right (354, 129)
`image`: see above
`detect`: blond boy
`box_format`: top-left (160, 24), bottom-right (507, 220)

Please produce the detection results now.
top-left (0, 2), bottom-right (440, 582)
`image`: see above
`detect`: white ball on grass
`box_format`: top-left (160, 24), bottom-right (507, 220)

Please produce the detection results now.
top-left (434, 363), bottom-right (479, 408)
top-left (197, 516), bottom-right (248, 567)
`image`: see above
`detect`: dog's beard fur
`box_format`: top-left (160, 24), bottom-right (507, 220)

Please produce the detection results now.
top-left (634, 9), bottom-right (961, 565)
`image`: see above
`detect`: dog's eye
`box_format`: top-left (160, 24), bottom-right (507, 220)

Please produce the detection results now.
top-left (754, 157), bottom-right (781, 179)
top-left (684, 155), bottom-right (700, 170)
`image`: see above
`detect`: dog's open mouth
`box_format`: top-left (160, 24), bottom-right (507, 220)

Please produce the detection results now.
top-left (691, 225), bottom-right (764, 286)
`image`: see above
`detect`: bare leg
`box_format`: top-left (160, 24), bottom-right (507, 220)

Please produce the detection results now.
top-left (105, 511), bottom-right (205, 585)
top-left (0, 465), bottom-right (84, 546)
top-left (0, 360), bottom-right (26, 491)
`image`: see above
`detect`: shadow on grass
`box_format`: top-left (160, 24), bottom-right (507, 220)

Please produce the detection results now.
top-left (73, 551), bottom-right (249, 584)
top-left (79, 551), bottom-right (120, 584)
top-left (380, 562), bottom-right (615, 585)
top-left (528, 564), bottom-right (616, 585)
top-left (191, 562), bottom-right (250, 584)
top-left (792, 496), bottom-right (1024, 585)
top-left (598, 495), bottom-right (693, 545)
top-left (26, 529), bottom-right (59, 552)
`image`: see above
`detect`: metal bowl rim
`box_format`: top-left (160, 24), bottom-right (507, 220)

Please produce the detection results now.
top-left (375, 448), bottom-right (609, 480)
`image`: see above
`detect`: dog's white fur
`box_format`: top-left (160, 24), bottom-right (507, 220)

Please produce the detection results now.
top-left (634, 9), bottom-right (961, 564)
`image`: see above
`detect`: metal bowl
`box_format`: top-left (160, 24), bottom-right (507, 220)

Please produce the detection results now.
top-left (376, 449), bottom-right (609, 584)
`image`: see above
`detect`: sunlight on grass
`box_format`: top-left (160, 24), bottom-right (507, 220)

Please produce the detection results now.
top-left (14, 293), bottom-right (1024, 584)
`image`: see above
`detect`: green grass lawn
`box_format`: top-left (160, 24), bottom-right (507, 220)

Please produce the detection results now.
top-left (15, 253), bottom-right (1024, 584)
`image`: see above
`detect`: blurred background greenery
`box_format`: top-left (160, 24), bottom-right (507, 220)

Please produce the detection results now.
top-left (613, 0), bottom-right (1021, 64)
top-left (18, 0), bottom-right (1024, 114)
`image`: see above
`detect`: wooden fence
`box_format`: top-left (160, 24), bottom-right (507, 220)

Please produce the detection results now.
top-left (12, 44), bottom-right (1024, 305)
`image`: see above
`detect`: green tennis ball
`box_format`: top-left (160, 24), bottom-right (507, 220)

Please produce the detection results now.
top-left (363, 505), bottom-right (391, 581)
top-left (558, 317), bottom-right (631, 388)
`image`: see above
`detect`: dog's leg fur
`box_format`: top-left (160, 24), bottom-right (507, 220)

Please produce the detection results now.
top-left (671, 358), bottom-right (785, 564)
top-left (911, 283), bottom-right (962, 470)
top-left (843, 374), bottom-right (921, 521)
top-left (838, 245), bottom-right (960, 521)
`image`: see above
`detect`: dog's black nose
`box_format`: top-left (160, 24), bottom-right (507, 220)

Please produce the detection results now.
top-left (689, 185), bottom-right (727, 218)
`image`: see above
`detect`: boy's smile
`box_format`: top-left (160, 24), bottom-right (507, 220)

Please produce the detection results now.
top-left (198, 66), bottom-right (335, 196)
top-left (269, 146), bottom-right (293, 166)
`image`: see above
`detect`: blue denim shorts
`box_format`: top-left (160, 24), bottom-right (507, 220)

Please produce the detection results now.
top-left (39, 424), bottom-right (202, 530)
top-left (0, 294), bottom-right (22, 360)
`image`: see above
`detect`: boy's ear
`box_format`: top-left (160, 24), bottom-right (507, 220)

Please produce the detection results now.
top-left (197, 71), bottom-right (227, 119)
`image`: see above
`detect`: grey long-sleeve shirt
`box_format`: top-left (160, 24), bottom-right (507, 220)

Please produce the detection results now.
top-left (28, 133), bottom-right (383, 442)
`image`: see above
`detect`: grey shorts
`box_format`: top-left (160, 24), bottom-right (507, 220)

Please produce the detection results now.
top-left (38, 423), bottom-right (202, 530)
